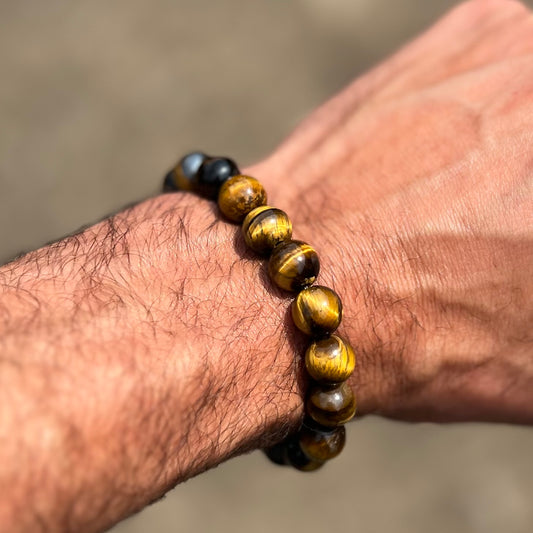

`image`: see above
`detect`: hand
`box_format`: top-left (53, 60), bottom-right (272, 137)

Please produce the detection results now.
top-left (249, 0), bottom-right (533, 422)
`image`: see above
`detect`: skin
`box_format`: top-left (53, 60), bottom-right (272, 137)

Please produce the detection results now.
top-left (0, 0), bottom-right (531, 531)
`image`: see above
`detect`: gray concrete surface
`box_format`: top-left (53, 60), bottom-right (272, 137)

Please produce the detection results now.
top-left (0, 1), bottom-right (532, 532)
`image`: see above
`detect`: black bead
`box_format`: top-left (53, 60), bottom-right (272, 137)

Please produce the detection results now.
top-left (264, 441), bottom-right (289, 466)
top-left (180, 152), bottom-right (208, 183)
top-left (162, 151), bottom-right (208, 193)
top-left (195, 157), bottom-right (240, 199)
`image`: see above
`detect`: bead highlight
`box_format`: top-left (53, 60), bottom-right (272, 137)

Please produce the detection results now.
top-left (299, 423), bottom-right (346, 462)
top-left (305, 334), bottom-right (356, 384)
top-left (242, 206), bottom-right (292, 254)
top-left (306, 382), bottom-right (356, 427)
top-left (268, 240), bottom-right (320, 292)
top-left (292, 285), bottom-right (342, 337)
top-left (164, 151), bottom-right (208, 192)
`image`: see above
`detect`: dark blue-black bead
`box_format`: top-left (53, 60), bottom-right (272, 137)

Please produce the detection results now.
top-left (165, 151), bottom-right (208, 192)
top-left (180, 152), bottom-right (207, 184)
top-left (195, 157), bottom-right (240, 199)
top-left (174, 152), bottom-right (209, 191)
top-left (264, 441), bottom-right (290, 466)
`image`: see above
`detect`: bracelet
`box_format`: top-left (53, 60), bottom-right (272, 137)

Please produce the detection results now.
top-left (163, 152), bottom-right (356, 471)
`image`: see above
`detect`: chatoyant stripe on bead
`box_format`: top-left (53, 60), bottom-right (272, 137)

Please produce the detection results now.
top-left (218, 175), bottom-right (267, 222)
top-left (268, 240), bottom-right (320, 292)
top-left (242, 206), bottom-right (293, 255)
top-left (306, 382), bottom-right (357, 428)
top-left (305, 334), bottom-right (356, 384)
top-left (299, 424), bottom-right (346, 462)
top-left (292, 285), bottom-right (342, 337)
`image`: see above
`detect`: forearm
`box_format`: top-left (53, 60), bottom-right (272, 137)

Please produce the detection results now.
top-left (0, 193), bottom-right (304, 531)
top-left (251, 0), bottom-right (533, 423)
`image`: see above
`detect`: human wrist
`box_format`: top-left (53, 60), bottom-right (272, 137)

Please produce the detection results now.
top-left (126, 191), bottom-right (308, 436)
top-left (245, 158), bottom-right (417, 418)
top-left (71, 192), bottom-right (310, 460)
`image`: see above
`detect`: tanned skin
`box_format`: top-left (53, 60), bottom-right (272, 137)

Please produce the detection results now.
top-left (0, 1), bottom-right (532, 531)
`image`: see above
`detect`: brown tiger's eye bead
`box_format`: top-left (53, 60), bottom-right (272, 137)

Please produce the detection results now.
top-left (299, 424), bottom-right (346, 462)
top-left (306, 382), bottom-right (356, 427)
top-left (218, 175), bottom-right (267, 222)
top-left (268, 240), bottom-right (320, 292)
top-left (242, 206), bottom-right (292, 254)
top-left (286, 438), bottom-right (324, 472)
top-left (292, 285), bottom-right (342, 337)
top-left (305, 334), bottom-right (356, 384)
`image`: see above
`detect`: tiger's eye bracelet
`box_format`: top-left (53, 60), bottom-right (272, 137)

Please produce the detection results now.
top-left (163, 152), bottom-right (357, 472)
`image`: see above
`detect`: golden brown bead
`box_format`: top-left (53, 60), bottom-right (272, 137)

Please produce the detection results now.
top-left (268, 240), bottom-right (320, 292)
top-left (299, 424), bottom-right (346, 462)
top-left (286, 438), bottom-right (324, 472)
top-left (173, 168), bottom-right (193, 191)
top-left (295, 461), bottom-right (324, 472)
top-left (292, 285), bottom-right (342, 337)
top-left (242, 206), bottom-right (292, 254)
top-left (217, 174), bottom-right (267, 222)
top-left (306, 382), bottom-right (356, 428)
top-left (305, 334), bottom-right (356, 384)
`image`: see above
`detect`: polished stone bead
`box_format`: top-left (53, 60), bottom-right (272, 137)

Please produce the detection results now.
top-left (306, 382), bottom-right (356, 427)
top-left (286, 437), bottom-right (324, 472)
top-left (195, 157), bottom-right (240, 199)
top-left (242, 206), bottom-right (292, 254)
top-left (264, 441), bottom-right (289, 466)
top-left (165, 151), bottom-right (208, 192)
top-left (305, 334), bottom-right (356, 384)
top-left (299, 423), bottom-right (346, 462)
top-left (291, 285), bottom-right (342, 337)
top-left (163, 169), bottom-right (177, 192)
top-left (268, 240), bottom-right (320, 292)
top-left (217, 175), bottom-right (267, 222)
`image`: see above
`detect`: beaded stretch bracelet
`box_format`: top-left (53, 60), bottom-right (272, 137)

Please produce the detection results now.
top-left (163, 152), bottom-right (357, 472)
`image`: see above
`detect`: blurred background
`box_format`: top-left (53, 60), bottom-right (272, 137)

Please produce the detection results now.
top-left (1, 1), bottom-right (532, 532)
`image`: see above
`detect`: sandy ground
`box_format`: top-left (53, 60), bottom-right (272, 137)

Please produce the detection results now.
top-left (0, 1), bottom-right (532, 532)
